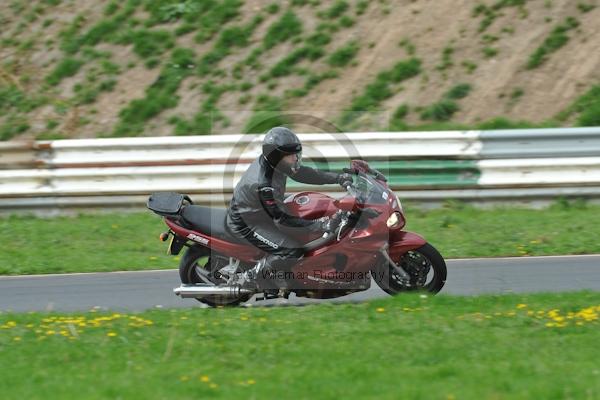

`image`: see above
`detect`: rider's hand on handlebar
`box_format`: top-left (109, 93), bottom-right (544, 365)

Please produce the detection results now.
top-left (316, 212), bottom-right (343, 233)
top-left (337, 173), bottom-right (354, 189)
top-left (315, 216), bottom-right (334, 233)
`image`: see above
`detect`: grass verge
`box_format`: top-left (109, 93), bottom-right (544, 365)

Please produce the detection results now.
top-left (1, 201), bottom-right (600, 275)
top-left (1, 291), bottom-right (600, 399)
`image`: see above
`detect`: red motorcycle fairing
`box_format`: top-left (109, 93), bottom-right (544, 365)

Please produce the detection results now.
top-left (165, 218), bottom-right (263, 262)
top-left (387, 230), bottom-right (427, 259)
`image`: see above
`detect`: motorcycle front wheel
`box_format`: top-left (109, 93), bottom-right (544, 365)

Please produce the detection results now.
top-left (372, 243), bottom-right (447, 295)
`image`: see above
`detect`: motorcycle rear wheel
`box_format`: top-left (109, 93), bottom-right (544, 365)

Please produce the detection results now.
top-left (179, 245), bottom-right (251, 307)
top-left (373, 243), bottom-right (447, 295)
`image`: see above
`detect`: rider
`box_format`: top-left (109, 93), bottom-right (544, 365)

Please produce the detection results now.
top-left (225, 126), bottom-right (353, 288)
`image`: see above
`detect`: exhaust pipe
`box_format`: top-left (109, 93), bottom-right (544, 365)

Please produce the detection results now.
top-left (173, 284), bottom-right (253, 299)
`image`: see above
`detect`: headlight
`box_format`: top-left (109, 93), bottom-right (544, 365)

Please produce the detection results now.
top-left (387, 212), bottom-right (401, 228)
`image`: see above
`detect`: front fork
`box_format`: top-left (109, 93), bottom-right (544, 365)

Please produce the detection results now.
top-left (382, 230), bottom-right (428, 284)
top-left (380, 244), bottom-right (411, 283)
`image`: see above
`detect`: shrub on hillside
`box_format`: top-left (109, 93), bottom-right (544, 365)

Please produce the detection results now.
top-left (327, 40), bottom-right (360, 67)
top-left (46, 58), bottom-right (84, 86)
top-left (420, 100), bottom-right (459, 122)
top-left (263, 11), bottom-right (303, 49)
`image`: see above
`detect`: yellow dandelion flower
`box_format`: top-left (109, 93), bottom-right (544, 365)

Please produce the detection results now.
top-left (200, 375), bottom-right (210, 382)
top-left (240, 316), bottom-right (249, 321)
top-left (107, 332), bottom-right (117, 337)
top-left (376, 307), bottom-right (385, 313)
top-left (516, 304), bottom-right (527, 309)
top-left (247, 379), bottom-right (256, 385)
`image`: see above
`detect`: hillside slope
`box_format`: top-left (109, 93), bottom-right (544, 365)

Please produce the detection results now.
top-left (0, 0), bottom-right (599, 140)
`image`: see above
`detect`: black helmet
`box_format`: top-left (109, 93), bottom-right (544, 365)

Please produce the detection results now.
top-left (262, 126), bottom-right (302, 174)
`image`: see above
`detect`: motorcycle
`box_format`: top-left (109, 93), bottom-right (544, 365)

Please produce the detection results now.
top-left (147, 159), bottom-right (447, 307)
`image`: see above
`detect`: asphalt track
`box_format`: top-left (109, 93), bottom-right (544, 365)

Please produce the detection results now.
top-left (1, 254), bottom-right (599, 312)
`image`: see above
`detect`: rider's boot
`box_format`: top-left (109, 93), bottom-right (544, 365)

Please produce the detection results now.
top-left (247, 254), bottom-right (291, 291)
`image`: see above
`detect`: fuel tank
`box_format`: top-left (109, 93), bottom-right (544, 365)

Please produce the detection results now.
top-left (284, 191), bottom-right (339, 219)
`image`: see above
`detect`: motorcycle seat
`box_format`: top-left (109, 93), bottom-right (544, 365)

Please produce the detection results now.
top-left (180, 205), bottom-right (245, 244)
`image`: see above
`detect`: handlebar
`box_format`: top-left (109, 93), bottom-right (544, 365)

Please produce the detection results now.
top-left (303, 212), bottom-right (348, 252)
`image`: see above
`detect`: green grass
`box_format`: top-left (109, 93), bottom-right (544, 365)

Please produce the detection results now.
top-left (269, 45), bottom-right (324, 77)
top-left (526, 17), bottom-right (579, 69)
top-left (197, 15), bottom-right (263, 75)
top-left (0, 85), bottom-right (46, 113)
top-left (113, 47), bottom-right (195, 136)
top-left (195, 0), bottom-right (243, 43)
top-left (355, 0), bottom-right (369, 15)
top-left (390, 104), bottom-right (410, 129)
top-left (0, 115), bottom-right (30, 140)
top-left (482, 46), bottom-right (498, 58)
top-left (420, 99), bottom-right (459, 121)
top-left (472, 0), bottom-right (527, 33)
top-left (577, 2), bottom-right (596, 13)
top-left (73, 79), bottom-right (117, 105)
top-left (45, 57), bottom-right (84, 86)
top-left (244, 94), bottom-right (288, 133)
top-left (170, 81), bottom-right (233, 135)
top-left (60, 0), bottom-right (139, 54)
top-left (435, 46), bottom-right (454, 71)
top-left (2, 201), bottom-right (600, 275)
top-left (114, 28), bottom-right (175, 59)
top-left (263, 10), bottom-right (303, 49)
top-left (327, 40), bottom-right (360, 67)
top-left (318, 0), bottom-right (349, 19)
top-left (398, 38), bottom-right (416, 56)
top-left (343, 58), bottom-right (421, 122)
top-left (444, 83), bottom-right (472, 100)
top-left (557, 85), bottom-right (600, 127)
top-left (1, 291), bottom-right (600, 399)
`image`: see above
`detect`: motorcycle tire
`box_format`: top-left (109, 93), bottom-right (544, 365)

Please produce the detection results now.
top-left (372, 243), bottom-right (447, 295)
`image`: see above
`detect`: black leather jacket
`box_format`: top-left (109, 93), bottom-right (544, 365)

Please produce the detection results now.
top-left (226, 155), bottom-right (339, 236)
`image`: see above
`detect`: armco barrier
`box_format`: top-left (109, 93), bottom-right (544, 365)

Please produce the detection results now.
top-left (0, 128), bottom-right (599, 211)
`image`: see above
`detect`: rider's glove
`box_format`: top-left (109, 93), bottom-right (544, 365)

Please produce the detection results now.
top-left (337, 173), bottom-right (354, 189)
top-left (316, 216), bottom-right (333, 232)
top-left (315, 213), bottom-right (343, 233)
